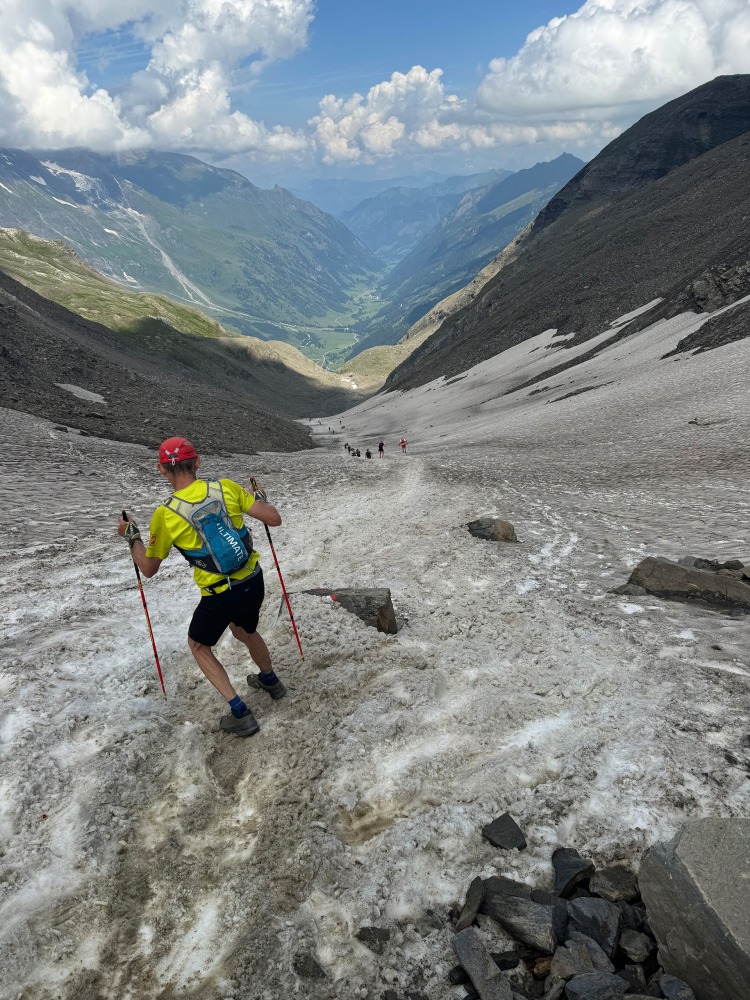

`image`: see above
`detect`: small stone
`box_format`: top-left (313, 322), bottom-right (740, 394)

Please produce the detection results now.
top-left (609, 584), bottom-right (647, 596)
top-left (590, 866), bottom-right (639, 904)
top-left (530, 956), bottom-right (553, 980)
top-left (568, 932), bottom-right (615, 973)
top-left (552, 848), bottom-right (595, 898)
top-left (482, 813), bottom-right (527, 851)
top-left (618, 964), bottom-right (648, 994)
top-left (660, 975), bottom-right (697, 1000)
top-left (491, 951), bottom-right (520, 971)
top-left (457, 877), bottom-right (485, 932)
top-left (567, 898), bottom-right (621, 958)
top-left (356, 926), bottom-right (391, 954)
top-left (467, 517), bottom-right (518, 543)
top-left (720, 559), bottom-right (744, 571)
top-left (619, 929), bottom-right (652, 964)
top-left (293, 954), bottom-right (326, 979)
top-left (53, 425), bottom-right (69, 432)
top-left (453, 927), bottom-right (513, 1000)
top-left (542, 983), bottom-right (565, 1000)
top-left (383, 991), bottom-right (399, 1000)
top-left (564, 972), bottom-right (628, 1000)
top-left (450, 965), bottom-right (471, 985)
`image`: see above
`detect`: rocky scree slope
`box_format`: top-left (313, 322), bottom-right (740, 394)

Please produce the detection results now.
top-left (0, 267), bottom-right (318, 453)
top-left (353, 154), bottom-right (584, 356)
top-left (386, 75), bottom-right (750, 392)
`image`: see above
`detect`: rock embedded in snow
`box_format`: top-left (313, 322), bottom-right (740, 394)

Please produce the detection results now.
top-left (305, 587), bottom-right (399, 633)
top-left (292, 953), bottom-right (326, 979)
top-left (482, 813), bottom-right (527, 851)
top-left (589, 866), bottom-right (638, 904)
top-left (564, 972), bottom-right (628, 1000)
top-left (456, 876), bottom-right (485, 931)
top-left (453, 927), bottom-right (513, 1000)
top-left (552, 847), bottom-right (595, 898)
top-left (639, 818), bottom-right (750, 1000)
top-left (355, 925), bottom-right (390, 954)
top-left (626, 556), bottom-right (750, 611)
top-left (466, 517), bottom-right (518, 543)
top-left (567, 898), bottom-right (621, 958)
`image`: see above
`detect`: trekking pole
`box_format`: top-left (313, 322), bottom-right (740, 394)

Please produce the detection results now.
top-left (250, 479), bottom-right (305, 660)
top-left (122, 510), bottom-right (167, 698)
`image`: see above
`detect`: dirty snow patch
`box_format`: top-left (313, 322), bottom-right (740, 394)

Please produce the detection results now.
top-left (54, 384), bottom-right (106, 404)
top-left (30, 175), bottom-right (47, 186)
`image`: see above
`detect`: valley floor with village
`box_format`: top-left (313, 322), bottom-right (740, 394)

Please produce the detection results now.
top-left (1, 304), bottom-right (750, 999)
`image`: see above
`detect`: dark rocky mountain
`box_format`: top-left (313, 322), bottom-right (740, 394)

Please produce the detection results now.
top-left (0, 149), bottom-right (381, 360)
top-left (386, 76), bottom-right (750, 392)
top-left (339, 169), bottom-right (512, 265)
top-left (0, 266), bottom-right (359, 452)
top-left (354, 153), bottom-right (584, 354)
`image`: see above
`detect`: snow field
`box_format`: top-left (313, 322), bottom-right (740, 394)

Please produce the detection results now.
top-left (1, 303), bottom-right (749, 998)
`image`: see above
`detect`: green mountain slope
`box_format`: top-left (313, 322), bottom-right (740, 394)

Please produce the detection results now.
top-left (350, 154), bottom-right (585, 355)
top-left (0, 149), bottom-right (383, 364)
top-left (339, 169), bottom-right (512, 266)
top-left (0, 227), bottom-right (363, 418)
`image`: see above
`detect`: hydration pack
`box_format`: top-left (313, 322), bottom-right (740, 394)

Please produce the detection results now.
top-left (165, 481), bottom-right (252, 576)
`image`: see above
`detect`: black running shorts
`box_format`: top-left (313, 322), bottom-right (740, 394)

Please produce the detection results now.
top-left (188, 569), bottom-right (265, 647)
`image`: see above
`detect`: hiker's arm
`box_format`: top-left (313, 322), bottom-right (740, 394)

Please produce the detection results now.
top-left (117, 517), bottom-right (163, 577)
top-left (248, 499), bottom-right (282, 528)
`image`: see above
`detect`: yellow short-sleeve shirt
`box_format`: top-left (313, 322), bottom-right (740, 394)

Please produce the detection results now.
top-left (146, 478), bottom-right (260, 595)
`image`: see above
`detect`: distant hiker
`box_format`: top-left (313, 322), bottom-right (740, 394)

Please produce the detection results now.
top-left (365, 449), bottom-right (372, 459)
top-left (378, 441), bottom-right (384, 458)
top-left (117, 437), bottom-right (286, 738)
top-left (400, 437), bottom-right (407, 453)
top-left (356, 448), bottom-right (361, 457)
top-left (345, 442), bottom-right (349, 451)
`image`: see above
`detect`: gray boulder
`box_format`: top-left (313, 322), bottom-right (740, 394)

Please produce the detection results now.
top-left (553, 848), bottom-right (595, 898)
top-left (618, 929), bottom-right (652, 964)
top-left (660, 975), bottom-right (697, 1000)
top-left (589, 866), bottom-right (638, 903)
top-left (305, 587), bottom-right (399, 633)
top-left (456, 877), bottom-right (485, 932)
top-left (567, 898), bottom-right (621, 958)
top-left (467, 517), bottom-right (518, 543)
top-left (482, 813), bottom-right (527, 851)
top-left (640, 818), bottom-right (750, 1000)
top-left (564, 972), bottom-right (628, 999)
top-left (453, 927), bottom-right (513, 1000)
top-left (480, 878), bottom-right (556, 954)
top-left (626, 557), bottom-right (750, 611)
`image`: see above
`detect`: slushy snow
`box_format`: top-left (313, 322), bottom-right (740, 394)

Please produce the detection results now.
top-left (1, 302), bottom-right (749, 999)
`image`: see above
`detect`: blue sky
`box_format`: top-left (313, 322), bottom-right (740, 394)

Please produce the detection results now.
top-left (1, 1), bottom-right (749, 184)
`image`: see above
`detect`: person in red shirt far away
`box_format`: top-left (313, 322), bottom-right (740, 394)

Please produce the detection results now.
top-left (400, 437), bottom-right (407, 453)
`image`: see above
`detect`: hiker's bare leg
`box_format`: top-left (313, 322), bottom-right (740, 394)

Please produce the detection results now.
top-left (230, 623), bottom-right (272, 672)
top-left (188, 638), bottom-right (237, 700)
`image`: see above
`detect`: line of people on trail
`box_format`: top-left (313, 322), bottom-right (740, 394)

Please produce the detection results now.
top-left (116, 431), bottom-right (409, 743)
top-left (344, 437), bottom-right (408, 459)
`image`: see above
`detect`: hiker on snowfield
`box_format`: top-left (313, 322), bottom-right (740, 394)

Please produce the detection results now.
top-left (378, 440), bottom-right (384, 458)
top-left (116, 437), bottom-right (286, 738)
top-left (400, 437), bottom-right (407, 453)
top-left (365, 449), bottom-right (372, 459)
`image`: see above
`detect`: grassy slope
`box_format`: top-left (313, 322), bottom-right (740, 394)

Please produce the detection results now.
top-left (0, 227), bottom-right (362, 399)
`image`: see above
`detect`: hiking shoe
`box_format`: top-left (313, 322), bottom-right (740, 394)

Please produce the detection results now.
top-left (247, 673), bottom-right (287, 700)
top-left (219, 708), bottom-right (260, 737)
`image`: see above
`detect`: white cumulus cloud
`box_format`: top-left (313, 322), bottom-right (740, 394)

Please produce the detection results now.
top-left (0, 0), bottom-right (312, 155)
top-left (478, 0), bottom-right (750, 118)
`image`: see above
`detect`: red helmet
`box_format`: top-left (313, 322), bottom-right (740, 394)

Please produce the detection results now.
top-left (159, 436), bottom-right (198, 465)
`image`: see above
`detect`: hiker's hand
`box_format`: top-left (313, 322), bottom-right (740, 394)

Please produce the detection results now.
top-left (251, 480), bottom-right (268, 502)
top-left (118, 516), bottom-right (141, 547)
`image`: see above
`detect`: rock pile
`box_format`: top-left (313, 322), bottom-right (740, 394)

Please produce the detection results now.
top-left (446, 844), bottom-right (699, 1000)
